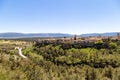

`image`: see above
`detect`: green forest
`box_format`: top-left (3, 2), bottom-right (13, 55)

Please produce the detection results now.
top-left (0, 39), bottom-right (120, 80)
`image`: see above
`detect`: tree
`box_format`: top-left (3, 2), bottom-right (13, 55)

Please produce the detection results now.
top-left (94, 40), bottom-right (103, 49)
top-left (109, 42), bottom-right (117, 49)
top-left (74, 35), bottom-right (77, 40)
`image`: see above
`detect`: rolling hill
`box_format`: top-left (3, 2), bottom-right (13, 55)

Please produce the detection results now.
top-left (0, 32), bottom-right (119, 38)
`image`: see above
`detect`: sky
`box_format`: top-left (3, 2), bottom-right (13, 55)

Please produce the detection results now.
top-left (0, 0), bottom-right (120, 34)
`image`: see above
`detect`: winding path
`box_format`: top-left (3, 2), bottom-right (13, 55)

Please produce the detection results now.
top-left (15, 47), bottom-right (27, 58)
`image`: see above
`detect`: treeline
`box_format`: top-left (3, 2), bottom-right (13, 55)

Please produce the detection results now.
top-left (33, 45), bottom-right (120, 68)
top-left (35, 39), bottom-right (119, 50)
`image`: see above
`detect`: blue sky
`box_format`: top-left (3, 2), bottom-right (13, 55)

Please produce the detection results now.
top-left (0, 0), bottom-right (120, 34)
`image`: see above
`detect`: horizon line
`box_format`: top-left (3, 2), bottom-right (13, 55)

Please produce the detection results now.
top-left (0, 32), bottom-right (119, 35)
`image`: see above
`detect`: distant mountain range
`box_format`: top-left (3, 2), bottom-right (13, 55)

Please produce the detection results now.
top-left (0, 33), bottom-right (72, 38)
top-left (0, 32), bottom-right (119, 38)
top-left (80, 32), bottom-right (119, 37)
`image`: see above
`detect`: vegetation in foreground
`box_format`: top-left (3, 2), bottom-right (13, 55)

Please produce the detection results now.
top-left (0, 39), bottom-right (120, 80)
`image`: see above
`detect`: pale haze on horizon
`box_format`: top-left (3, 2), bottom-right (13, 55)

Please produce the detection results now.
top-left (0, 0), bottom-right (120, 34)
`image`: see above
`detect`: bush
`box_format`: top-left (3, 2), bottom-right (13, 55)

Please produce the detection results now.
top-left (109, 42), bottom-right (117, 49)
